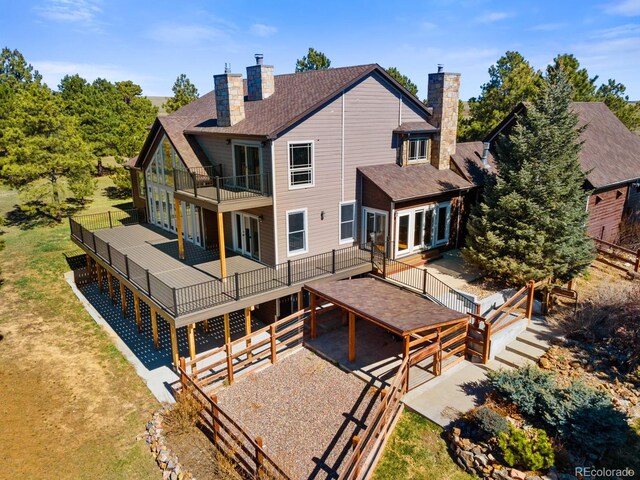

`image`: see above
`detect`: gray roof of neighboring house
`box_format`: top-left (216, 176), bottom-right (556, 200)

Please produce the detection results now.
top-left (130, 64), bottom-right (434, 170)
top-left (450, 141), bottom-right (496, 186)
top-left (393, 121), bottom-right (438, 134)
top-left (358, 162), bottom-right (473, 202)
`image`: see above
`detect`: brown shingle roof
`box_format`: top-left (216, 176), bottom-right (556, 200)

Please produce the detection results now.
top-left (450, 141), bottom-right (496, 186)
top-left (123, 155), bottom-right (138, 168)
top-left (393, 121), bottom-right (438, 134)
top-left (358, 162), bottom-right (473, 201)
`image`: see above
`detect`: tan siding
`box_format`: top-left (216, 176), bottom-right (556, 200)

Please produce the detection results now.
top-left (195, 136), bottom-right (272, 178)
top-left (587, 187), bottom-right (628, 243)
top-left (274, 71), bottom-right (431, 259)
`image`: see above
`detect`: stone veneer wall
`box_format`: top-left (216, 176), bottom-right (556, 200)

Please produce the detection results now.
top-left (246, 64), bottom-right (274, 101)
top-left (214, 73), bottom-right (245, 127)
top-left (427, 72), bottom-right (460, 170)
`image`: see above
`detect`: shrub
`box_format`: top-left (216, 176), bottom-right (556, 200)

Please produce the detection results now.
top-left (165, 391), bottom-right (201, 433)
top-left (473, 406), bottom-right (509, 438)
top-left (498, 425), bottom-right (555, 471)
top-left (487, 365), bottom-right (557, 417)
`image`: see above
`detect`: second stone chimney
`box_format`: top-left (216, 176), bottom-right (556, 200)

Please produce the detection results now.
top-left (246, 54), bottom-right (274, 101)
top-left (214, 64), bottom-right (245, 127)
top-left (426, 65), bottom-right (460, 170)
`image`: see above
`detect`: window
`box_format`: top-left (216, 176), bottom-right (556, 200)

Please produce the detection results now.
top-left (287, 209), bottom-right (307, 255)
top-left (435, 202), bottom-right (451, 245)
top-left (288, 142), bottom-right (314, 188)
top-left (339, 202), bottom-right (356, 243)
top-left (363, 208), bottom-right (387, 248)
top-left (408, 138), bottom-right (429, 163)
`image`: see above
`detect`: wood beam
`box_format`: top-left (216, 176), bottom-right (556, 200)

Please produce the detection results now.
top-left (175, 197), bottom-right (185, 260)
top-left (245, 307), bottom-right (252, 357)
top-left (348, 311), bottom-right (356, 362)
top-left (119, 281), bottom-right (127, 317)
top-left (223, 312), bottom-right (231, 344)
top-left (403, 335), bottom-right (410, 359)
top-left (217, 211), bottom-right (227, 279)
top-left (107, 271), bottom-right (114, 303)
top-left (134, 293), bottom-right (142, 332)
top-left (187, 323), bottom-right (196, 361)
top-left (310, 293), bottom-right (317, 339)
top-left (150, 307), bottom-right (159, 350)
top-left (170, 324), bottom-right (179, 368)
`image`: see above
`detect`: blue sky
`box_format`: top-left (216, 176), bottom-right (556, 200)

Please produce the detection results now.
top-left (3, 0), bottom-right (640, 100)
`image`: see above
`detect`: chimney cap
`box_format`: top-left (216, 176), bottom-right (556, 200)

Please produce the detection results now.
top-left (224, 62), bottom-right (232, 74)
top-left (437, 64), bottom-right (444, 73)
top-left (255, 53), bottom-right (264, 65)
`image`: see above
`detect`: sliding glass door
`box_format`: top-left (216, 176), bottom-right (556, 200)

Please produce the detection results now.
top-left (394, 202), bottom-right (451, 258)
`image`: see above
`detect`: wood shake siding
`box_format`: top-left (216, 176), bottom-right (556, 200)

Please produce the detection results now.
top-left (587, 186), bottom-right (628, 243)
top-left (274, 72), bottom-right (430, 259)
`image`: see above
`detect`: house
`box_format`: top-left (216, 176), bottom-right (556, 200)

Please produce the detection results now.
top-left (122, 56), bottom-right (473, 323)
top-left (460, 102), bottom-right (640, 244)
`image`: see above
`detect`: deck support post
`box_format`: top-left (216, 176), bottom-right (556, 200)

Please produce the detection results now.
top-left (119, 282), bottom-right (127, 317)
top-left (244, 307), bottom-right (252, 356)
top-left (170, 323), bottom-right (179, 368)
top-left (348, 311), bottom-right (356, 363)
top-left (107, 271), bottom-right (114, 303)
top-left (187, 323), bottom-right (196, 361)
top-left (96, 263), bottom-right (103, 292)
top-left (223, 313), bottom-right (231, 344)
top-left (86, 254), bottom-right (93, 279)
top-left (217, 211), bottom-right (227, 279)
top-left (175, 197), bottom-right (185, 260)
top-left (203, 319), bottom-right (209, 333)
top-left (297, 290), bottom-right (303, 310)
top-left (403, 335), bottom-right (410, 359)
top-left (310, 293), bottom-right (317, 339)
top-left (134, 293), bottom-right (142, 332)
top-left (150, 307), bottom-right (159, 350)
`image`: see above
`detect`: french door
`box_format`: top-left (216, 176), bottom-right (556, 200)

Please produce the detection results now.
top-left (234, 144), bottom-right (261, 191)
top-left (363, 208), bottom-right (388, 250)
top-left (234, 213), bottom-right (261, 260)
top-left (394, 202), bottom-right (450, 258)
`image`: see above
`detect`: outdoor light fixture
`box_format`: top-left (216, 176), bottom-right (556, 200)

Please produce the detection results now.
top-left (321, 211), bottom-right (325, 220)
top-left (225, 139), bottom-right (231, 145)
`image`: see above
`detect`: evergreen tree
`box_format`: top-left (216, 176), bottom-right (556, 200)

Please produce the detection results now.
top-left (596, 79), bottom-right (640, 132)
top-left (163, 74), bottom-right (199, 113)
top-left (295, 48), bottom-right (331, 72)
top-left (386, 67), bottom-right (418, 96)
top-left (463, 70), bottom-right (595, 285)
top-left (0, 82), bottom-right (94, 220)
top-left (547, 54), bottom-right (598, 101)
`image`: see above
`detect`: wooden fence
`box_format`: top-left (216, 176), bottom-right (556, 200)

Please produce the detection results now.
top-left (593, 237), bottom-right (640, 274)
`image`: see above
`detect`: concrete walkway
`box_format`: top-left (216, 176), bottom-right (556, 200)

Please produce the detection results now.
top-left (403, 318), bottom-right (559, 427)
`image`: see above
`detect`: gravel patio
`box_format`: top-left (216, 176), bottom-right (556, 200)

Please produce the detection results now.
top-left (215, 348), bottom-right (382, 480)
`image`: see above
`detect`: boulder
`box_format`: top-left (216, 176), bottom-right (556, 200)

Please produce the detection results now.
top-left (510, 468), bottom-right (527, 480)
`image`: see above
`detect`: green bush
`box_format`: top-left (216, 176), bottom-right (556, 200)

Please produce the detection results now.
top-left (498, 425), bottom-right (555, 471)
top-left (473, 406), bottom-right (509, 437)
top-left (489, 366), bottom-right (629, 458)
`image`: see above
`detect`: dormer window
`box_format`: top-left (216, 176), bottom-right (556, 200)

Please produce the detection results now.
top-left (408, 138), bottom-right (429, 164)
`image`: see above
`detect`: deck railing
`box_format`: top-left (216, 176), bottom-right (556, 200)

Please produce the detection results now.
top-left (70, 210), bottom-right (372, 318)
top-left (592, 236), bottom-right (640, 273)
top-left (175, 165), bottom-right (272, 203)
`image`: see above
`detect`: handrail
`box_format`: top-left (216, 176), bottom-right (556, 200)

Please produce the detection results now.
top-left (485, 284), bottom-right (528, 325)
top-left (592, 236), bottom-right (637, 255)
top-left (592, 236), bottom-right (640, 273)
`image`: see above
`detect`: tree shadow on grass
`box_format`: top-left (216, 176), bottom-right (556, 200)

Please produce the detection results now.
top-left (3, 201), bottom-right (84, 230)
top-left (104, 186), bottom-right (131, 200)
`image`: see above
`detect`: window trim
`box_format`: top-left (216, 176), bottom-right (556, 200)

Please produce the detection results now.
top-left (231, 139), bottom-right (263, 178)
top-left (286, 208), bottom-right (308, 256)
top-left (407, 137), bottom-right (430, 164)
top-left (339, 201), bottom-right (356, 244)
top-left (361, 207), bottom-right (388, 247)
top-left (287, 140), bottom-right (315, 189)
top-left (434, 201), bottom-right (451, 246)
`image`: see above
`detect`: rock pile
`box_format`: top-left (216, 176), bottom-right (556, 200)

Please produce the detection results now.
top-left (144, 406), bottom-right (194, 480)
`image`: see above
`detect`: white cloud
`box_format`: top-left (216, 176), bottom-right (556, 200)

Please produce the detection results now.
top-left (34, 0), bottom-right (102, 23)
top-left (593, 23), bottom-right (640, 38)
top-left (33, 60), bottom-right (153, 89)
top-left (251, 23), bottom-right (277, 38)
top-left (528, 23), bottom-right (565, 32)
top-left (475, 11), bottom-right (511, 23)
top-left (604, 0), bottom-right (640, 16)
top-left (146, 23), bottom-right (229, 45)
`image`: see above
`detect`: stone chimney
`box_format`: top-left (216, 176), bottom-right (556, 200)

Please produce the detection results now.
top-left (246, 54), bottom-right (274, 101)
top-left (426, 65), bottom-right (460, 170)
top-left (214, 64), bottom-right (245, 127)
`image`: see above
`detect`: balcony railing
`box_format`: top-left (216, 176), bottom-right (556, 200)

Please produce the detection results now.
top-left (175, 165), bottom-right (272, 204)
top-left (69, 210), bottom-right (371, 318)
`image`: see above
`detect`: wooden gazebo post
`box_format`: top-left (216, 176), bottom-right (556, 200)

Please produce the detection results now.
top-left (348, 311), bottom-right (356, 362)
top-left (187, 323), bottom-right (196, 360)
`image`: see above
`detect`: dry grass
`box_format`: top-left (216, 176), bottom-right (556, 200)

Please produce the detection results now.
top-left (164, 391), bottom-right (201, 434)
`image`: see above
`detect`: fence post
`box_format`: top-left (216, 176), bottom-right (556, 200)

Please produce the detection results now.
top-left (108, 211), bottom-right (113, 229)
top-left (255, 436), bottom-right (264, 479)
top-left (92, 233), bottom-right (96, 252)
top-left (172, 288), bottom-right (178, 316)
top-left (145, 269), bottom-right (151, 295)
top-left (525, 280), bottom-right (535, 322)
top-left (332, 249), bottom-right (336, 274)
top-left (352, 436), bottom-right (361, 478)
top-left (107, 243), bottom-right (112, 265)
top-left (483, 322), bottom-right (491, 364)
top-left (79, 223), bottom-right (84, 243)
top-left (287, 260), bottom-right (292, 286)
top-left (192, 171), bottom-right (198, 197)
top-left (225, 343), bottom-right (234, 385)
top-left (124, 254), bottom-right (130, 278)
top-left (234, 272), bottom-right (240, 300)
top-left (216, 176), bottom-right (221, 203)
top-left (179, 357), bottom-right (187, 391)
top-left (382, 254), bottom-right (387, 279)
top-left (422, 268), bottom-right (428, 294)
top-left (636, 249), bottom-right (640, 273)
top-left (270, 324), bottom-right (277, 364)
top-left (210, 394), bottom-right (219, 443)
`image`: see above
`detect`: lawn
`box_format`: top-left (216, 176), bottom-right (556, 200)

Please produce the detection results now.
top-left (0, 177), bottom-right (159, 479)
top-left (373, 411), bottom-right (473, 480)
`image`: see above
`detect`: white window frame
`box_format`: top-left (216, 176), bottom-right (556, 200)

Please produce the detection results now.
top-left (361, 207), bottom-right (388, 247)
top-left (231, 140), bottom-right (263, 177)
top-left (339, 201), bottom-right (356, 244)
top-left (287, 141), bottom-right (315, 189)
top-left (232, 212), bottom-right (262, 261)
top-left (286, 208), bottom-right (308, 256)
top-left (408, 137), bottom-right (429, 164)
top-left (434, 201), bottom-right (451, 246)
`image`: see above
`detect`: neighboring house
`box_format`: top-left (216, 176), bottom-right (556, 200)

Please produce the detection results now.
top-left (455, 102), bottom-right (640, 244)
top-left (125, 56), bottom-right (473, 321)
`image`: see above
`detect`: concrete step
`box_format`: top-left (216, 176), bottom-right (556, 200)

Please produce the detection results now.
top-left (477, 359), bottom-right (514, 372)
top-left (494, 349), bottom-right (534, 369)
top-left (506, 339), bottom-right (546, 362)
top-left (516, 330), bottom-right (551, 351)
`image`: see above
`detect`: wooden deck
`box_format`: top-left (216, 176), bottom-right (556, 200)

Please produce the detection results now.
top-left (94, 224), bottom-right (263, 290)
top-left (174, 187), bottom-right (273, 213)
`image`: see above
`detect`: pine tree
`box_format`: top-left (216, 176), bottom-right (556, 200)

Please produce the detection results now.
top-left (386, 67), bottom-right (418, 97)
top-left (163, 74), bottom-right (199, 113)
top-left (463, 70), bottom-right (595, 285)
top-left (295, 48), bottom-right (331, 72)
